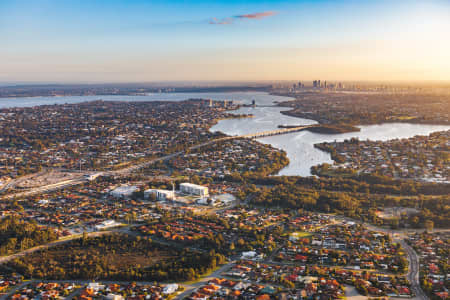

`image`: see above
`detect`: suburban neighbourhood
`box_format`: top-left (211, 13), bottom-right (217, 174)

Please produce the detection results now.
top-left (0, 93), bottom-right (448, 300)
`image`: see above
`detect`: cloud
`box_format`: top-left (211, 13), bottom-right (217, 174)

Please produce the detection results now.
top-left (209, 17), bottom-right (233, 25)
top-left (209, 11), bottom-right (277, 25)
top-left (235, 11), bottom-right (278, 19)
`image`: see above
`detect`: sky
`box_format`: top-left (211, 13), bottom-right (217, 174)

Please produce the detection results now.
top-left (1, 0), bottom-right (450, 83)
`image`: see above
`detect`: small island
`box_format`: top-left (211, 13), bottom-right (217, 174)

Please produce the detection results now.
top-left (278, 124), bottom-right (360, 134)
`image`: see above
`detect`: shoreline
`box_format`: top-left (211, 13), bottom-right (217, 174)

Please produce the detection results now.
top-left (269, 91), bottom-right (450, 128)
top-left (279, 107), bottom-right (450, 127)
top-left (278, 124), bottom-right (361, 134)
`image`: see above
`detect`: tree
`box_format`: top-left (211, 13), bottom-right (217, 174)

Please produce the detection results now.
top-left (229, 242), bottom-right (235, 251)
top-left (390, 218), bottom-right (399, 229)
top-left (424, 220), bottom-right (434, 232)
top-left (82, 231), bottom-right (88, 245)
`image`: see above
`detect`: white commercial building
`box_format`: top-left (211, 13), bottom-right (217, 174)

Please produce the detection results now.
top-left (180, 183), bottom-right (209, 197)
top-left (94, 220), bottom-right (121, 231)
top-left (162, 284), bottom-right (179, 295)
top-left (109, 185), bottom-right (138, 198)
top-left (105, 294), bottom-right (124, 300)
top-left (144, 189), bottom-right (175, 201)
top-left (87, 282), bottom-right (105, 292)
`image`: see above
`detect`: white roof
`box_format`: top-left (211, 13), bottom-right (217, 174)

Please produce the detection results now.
top-left (145, 188), bottom-right (173, 194)
top-left (180, 182), bottom-right (207, 189)
top-left (111, 185), bottom-right (138, 195)
top-left (241, 251), bottom-right (257, 258)
top-left (163, 284), bottom-right (178, 294)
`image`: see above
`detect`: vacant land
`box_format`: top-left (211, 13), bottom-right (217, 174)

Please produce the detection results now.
top-left (14, 170), bottom-right (81, 189)
top-left (2, 234), bottom-right (225, 281)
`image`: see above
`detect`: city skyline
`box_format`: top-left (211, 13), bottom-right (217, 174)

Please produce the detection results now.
top-left (2, 0), bottom-right (450, 83)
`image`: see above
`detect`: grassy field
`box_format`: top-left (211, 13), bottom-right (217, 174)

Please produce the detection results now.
top-left (289, 231), bottom-right (312, 239)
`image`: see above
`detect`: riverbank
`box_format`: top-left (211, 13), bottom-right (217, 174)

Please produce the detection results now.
top-left (272, 90), bottom-right (450, 127)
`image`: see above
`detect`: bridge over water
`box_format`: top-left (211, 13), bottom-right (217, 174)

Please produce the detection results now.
top-left (0, 125), bottom-right (316, 200)
top-left (237, 125), bottom-right (315, 139)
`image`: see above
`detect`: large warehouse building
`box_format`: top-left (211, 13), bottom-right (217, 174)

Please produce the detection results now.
top-left (180, 183), bottom-right (209, 197)
top-left (144, 189), bottom-right (175, 201)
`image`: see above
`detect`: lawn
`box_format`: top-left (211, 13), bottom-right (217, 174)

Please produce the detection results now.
top-left (289, 231), bottom-right (312, 239)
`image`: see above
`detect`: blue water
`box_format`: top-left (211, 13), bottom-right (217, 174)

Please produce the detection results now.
top-left (0, 92), bottom-right (283, 108)
top-left (2, 92), bottom-right (449, 176)
top-left (210, 105), bottom-right (450, 176)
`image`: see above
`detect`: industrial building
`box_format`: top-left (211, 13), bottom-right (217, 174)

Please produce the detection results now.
top-left (144, 189), bottom-right (175, 201)
top-left (180, 183), bottom-right (209, 197)
top-left (109, 185), bottom-right (138, 199)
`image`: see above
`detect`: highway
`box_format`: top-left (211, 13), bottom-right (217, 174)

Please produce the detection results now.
top-left (0, 176), bottom-right (87, 200)
top-left (0, 125), bottom-right (431, 300)
top-left (0, 125), bottom-right (313, 201)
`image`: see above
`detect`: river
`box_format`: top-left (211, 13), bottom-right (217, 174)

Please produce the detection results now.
top-left (0, 92), bottom-right (279, 108)
top-left (1, 92), bottom-right (449, 176)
